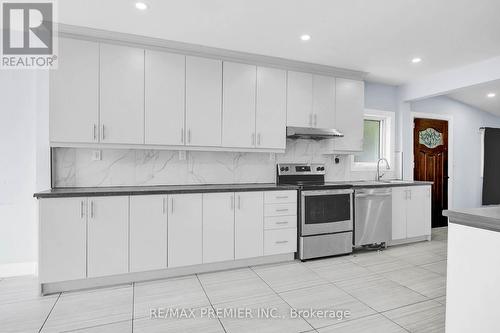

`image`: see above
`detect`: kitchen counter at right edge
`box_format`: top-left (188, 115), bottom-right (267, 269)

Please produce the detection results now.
top-left (442, 206), bottom-right (500, 333)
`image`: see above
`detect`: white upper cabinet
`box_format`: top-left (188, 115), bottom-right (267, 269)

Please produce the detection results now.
top-left (235, 191), bottom-right (264, 259)
top-left (202, 193), bottom-right (235, 263)
top-left (129, 195), bottom-right (168, 272)
top-left (312, 75), bottom-right (335, 128)
top-left (87, 196), bottom-right (129, 278)
top-left (287, 71), bottom-right (313, 127)
top-left (50, 38), bottom-right (99, 143)
top-left (256, 67), bottom-right (287, 149)
top-left (185, 56), bottom-right (222, 147)
top-left (167, 193), bottom-right (203, 267)
top-left (100, 43), bottom-right (145, 144)
top-left (334, 78), bottom-right (364, 152)
top-left (222, 62), bottom-right (257, 148)
top-left (145, 50), bottom-right (185, 145)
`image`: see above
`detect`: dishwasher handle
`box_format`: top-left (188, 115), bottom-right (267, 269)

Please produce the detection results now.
top-left (355, 192), bottom-right (392, 198)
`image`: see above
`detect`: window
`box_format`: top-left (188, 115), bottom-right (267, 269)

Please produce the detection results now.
top-left (352, 110), bottom-right (395, 170)
top-left (355, 119), bottom-right (382, 163)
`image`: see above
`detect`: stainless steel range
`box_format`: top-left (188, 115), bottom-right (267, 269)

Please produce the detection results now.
top-left (276, 163), bottom-right (353, 260)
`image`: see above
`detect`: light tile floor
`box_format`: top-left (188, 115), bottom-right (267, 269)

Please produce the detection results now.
top-left (0, 227), bottom-right (447, 333)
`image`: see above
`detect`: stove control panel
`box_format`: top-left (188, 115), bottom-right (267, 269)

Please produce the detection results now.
top-left (277, 163), bottom-right (326, 176)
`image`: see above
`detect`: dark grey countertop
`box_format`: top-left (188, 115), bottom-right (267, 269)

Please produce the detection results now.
top-left (34, 183), bottom-right (300, 198)
top-left (443, 206), bottom-right (500, 232)
top-left (34, 180), bottom-right (433, 199)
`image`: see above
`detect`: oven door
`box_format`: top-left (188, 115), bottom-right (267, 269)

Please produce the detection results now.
top-left (301, 189), bottom-right (353, 236)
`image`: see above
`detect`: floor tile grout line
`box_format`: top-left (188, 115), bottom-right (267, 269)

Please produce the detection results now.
top-left (300, 260), bottom-right (415, 332)
top-left (248, 265), bottom-right (317, 332)
top-left (195, 273), bottom-right (228, 333)
top-left (38, 292), bottom-right (61, 333)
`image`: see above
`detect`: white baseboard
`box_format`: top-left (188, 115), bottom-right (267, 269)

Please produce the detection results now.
top-left (0, 262), bottom-right (38, 278)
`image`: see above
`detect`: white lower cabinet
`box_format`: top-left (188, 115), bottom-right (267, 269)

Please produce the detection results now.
top-left (129, 195), bottom-right (168, 272)
top-left (39, 198), bottom-right (87, 283)
top-left (392, 185), bottom-right (432, 242)
top-left (264, 229), bottom-right (297, 256)
top-left (87, 196), bottom-right (129, 277)
top-left (167, 194), bottom-right (203, 267)
top-left (235, 192), bottom-right (264, 259)
top-left (203, 193), bottom-right (235, 263)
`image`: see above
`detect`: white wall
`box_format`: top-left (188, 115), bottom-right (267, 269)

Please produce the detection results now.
top-left (0, 71), bottom-right (38, 276)
top-left (402, 96), bottom-right (500, 209)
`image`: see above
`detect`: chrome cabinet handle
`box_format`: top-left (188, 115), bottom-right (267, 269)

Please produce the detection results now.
top-left (80, 200), bottom-right (85, 219)
top-left (162, 197), bottom-right (166, 214)
top-left (171, 197), bottom-right (174, 214)
top-left (90, 200), bottom-right (94, 218)
top-left (276, 208), bottom-right (289, 212)
top-left (101, 125), bottom-right (105, 141)
top-left (93, 124), bottom-right (97, 141)
top-left (314, 114), bottom-right (317, 127)
top-left (257, 133), bottom-right (261, 146)
top-left (187, 129), bottom-right (191, 144)
top-left (275, 196), bottom-right (288, 199)
top-left (276, 240), bottom-right (288, 244)
top-left (238, 195), bottom-right (241, 210)
top-left (276, 221), bottom-right (289, 225)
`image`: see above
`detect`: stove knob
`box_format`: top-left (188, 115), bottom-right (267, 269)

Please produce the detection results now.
top-left (316, 167), bottom-right (322, 171)
top-left (285, 167), bottom-right (290, 171)
top-left (280, 167), bottom-right (286, 172)
top-left (321, 167), bottom-right (325, 171)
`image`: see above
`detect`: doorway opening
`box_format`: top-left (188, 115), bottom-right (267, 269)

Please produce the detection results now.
top-left (413, 117), bottom-right (449, 228)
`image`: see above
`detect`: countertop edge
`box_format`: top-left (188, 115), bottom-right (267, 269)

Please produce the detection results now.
top-left (443, 210), bottom-right (500, 233)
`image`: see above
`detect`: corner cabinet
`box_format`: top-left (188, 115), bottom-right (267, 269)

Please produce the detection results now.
top-left (391, 185), bottom-right (432, 244)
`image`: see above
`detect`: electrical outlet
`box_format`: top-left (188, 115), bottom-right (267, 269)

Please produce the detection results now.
top-left (92, 150), bottom-right (102, 161)
top-left (179, 150), bottom-right (186, 161)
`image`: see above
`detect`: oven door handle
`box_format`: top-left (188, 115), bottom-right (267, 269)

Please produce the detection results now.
top-left (301, 189), bottom-right (353, 196)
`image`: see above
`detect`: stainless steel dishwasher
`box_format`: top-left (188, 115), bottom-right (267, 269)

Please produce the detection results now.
top-left (354, 188), bottom-right (392, 247)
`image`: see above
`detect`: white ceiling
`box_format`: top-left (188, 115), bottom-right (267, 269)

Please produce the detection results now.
top-left (58, 0), bottom-right (500, 84)
top-left (448, 80), bottom-right (500, 116)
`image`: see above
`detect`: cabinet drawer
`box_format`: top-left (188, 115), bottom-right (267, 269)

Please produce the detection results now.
top-left (264, 216), bottom-right (297, 230)
top-left (264, 203), bottom-right (297, 217)
top-left (264, 229), bottom-right (297, 255)
top-left (264, 191), bottom-right (297, 204)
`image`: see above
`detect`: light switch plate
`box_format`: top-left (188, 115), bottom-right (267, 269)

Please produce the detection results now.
top-left (92, 150), bottom-right (102, 161)
top-left (179, 150), bottom-right (186, 160)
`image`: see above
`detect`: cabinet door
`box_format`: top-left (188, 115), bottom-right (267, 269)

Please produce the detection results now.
top-left (167, 194), bottom-right (203, 267)
top-left (39, 198), bottom-right (87, 283)
top-left (100, 43), bottom-right (144, 144)
top-left (312, 75), bottom-right (335, 128)
top-left (50, 38), bottom-right (99, 143)
top-left (235, 192), bottom-right (264, 259)
top-left (202, 193), bottom-right (235, 263)
top-left (145, 50), bottom-right (185, 145)
top-left (334, 78), bottom-right (364, 152)
top-left (129, 195), bottom-right (167, 272)
top-left (222, 62), bottom-right (256, 148)
top-left (392, 187), bottom-right (407, 240)
top-left (185, 56), bottom-right (222, 147)
top-left (407, 186), bottom-right (432, 238)
top-left (287, 71), bottom-right (313, 127)
top-left (256, 67), bottom-right (287, 149)
top-left (87, 196), bottom-right (129, 277)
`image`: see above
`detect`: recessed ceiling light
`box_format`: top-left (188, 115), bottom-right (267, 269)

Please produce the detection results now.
top-left (135, 2), bottom-right (148, 10)
top-left (300, 34), bottom-right (311, 41)
top-left (487, 93), bottom-right (496, 98)
top-left (411, 57), bottom-right (422, 64)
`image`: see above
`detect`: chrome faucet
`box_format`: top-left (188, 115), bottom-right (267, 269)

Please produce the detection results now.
top-left (376, 158), bottom-right (390, 181)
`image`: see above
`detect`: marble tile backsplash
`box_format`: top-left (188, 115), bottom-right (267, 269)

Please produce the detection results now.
top-left (52, 139), bottom-right (396, 188)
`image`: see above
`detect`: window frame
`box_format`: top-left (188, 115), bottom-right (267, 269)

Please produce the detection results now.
top-left (351, 109), bottom-right (395, 171)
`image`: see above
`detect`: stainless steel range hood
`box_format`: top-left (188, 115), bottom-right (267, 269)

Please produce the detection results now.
top-left (286, 127), bottom-right (344, 140)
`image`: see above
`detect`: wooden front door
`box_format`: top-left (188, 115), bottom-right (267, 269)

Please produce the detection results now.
top-left (413, 118), bottom-right (449, 228)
